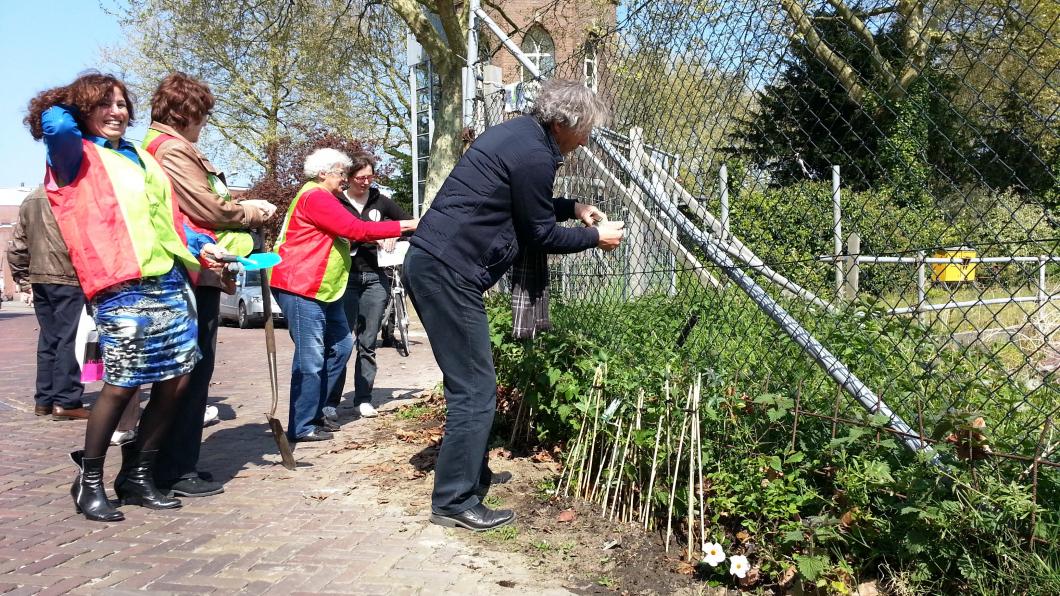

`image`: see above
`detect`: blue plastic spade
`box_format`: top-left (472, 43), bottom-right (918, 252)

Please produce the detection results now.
top-left (220, 252), bottom-right (282, 271)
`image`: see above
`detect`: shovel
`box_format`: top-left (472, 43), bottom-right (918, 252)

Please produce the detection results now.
top-left (258, 268), bottom-right (297, 470)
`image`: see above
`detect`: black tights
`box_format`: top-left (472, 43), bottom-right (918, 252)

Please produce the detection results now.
top-left (82, 376), bottom-right (188, 459)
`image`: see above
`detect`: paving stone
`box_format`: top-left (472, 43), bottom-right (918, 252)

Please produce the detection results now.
top-left (0, 303), bottom-right (572, 594)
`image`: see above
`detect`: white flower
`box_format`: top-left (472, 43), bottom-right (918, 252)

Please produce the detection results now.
top-left (701, 542), bottom-right (726, 567)
top-left (729, 554), bottom-right (750, 578)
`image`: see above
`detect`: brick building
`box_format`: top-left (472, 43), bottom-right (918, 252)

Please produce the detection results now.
top-left (0, 187), bottom-right (33, 302)
top-left (479, 0), bottom-right (614, 91)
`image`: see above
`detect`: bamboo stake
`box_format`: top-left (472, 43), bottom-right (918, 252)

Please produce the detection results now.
top-left (582, 368), bottom-right (606, 498)
top-left (610, 401), bottom-right (636, 520)
top-left (560, 367), bottom-right (601, 496)
top-left (643, 414), bottom-right (665, 529)
top-left (687, 387), bottom-right (695, 560)
top-left (629, 390), bottom-right (645, 524)
top-left (643, 374), bottom-right (670, 525)
top-left (695, 376), bottom-right (706, 556)
top-left (665, 384), bottom-right (694, 553)
top-left (601, 415), bottom-right (624, 514)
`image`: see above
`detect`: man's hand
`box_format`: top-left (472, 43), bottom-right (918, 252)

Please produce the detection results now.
top-left (596, 220), bottom-right (624, 252)
top-left (574, 202), bottom-right (607, 227)
top-left (378, 237), bottom-right (398, 252)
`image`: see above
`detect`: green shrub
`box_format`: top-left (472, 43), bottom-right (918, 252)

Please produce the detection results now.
top-left (489, 292), bottom-right (1059, 593)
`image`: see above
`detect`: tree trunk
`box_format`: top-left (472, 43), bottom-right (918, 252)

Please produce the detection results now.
top-left (422, 66), bottom-right (464, 207)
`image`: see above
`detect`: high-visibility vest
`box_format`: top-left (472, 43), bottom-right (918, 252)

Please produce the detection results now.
top-left (270, 182), bottom-right (352, 302)
top-left (143, 129), bottom-right (254, 257)
top-left (44, 139), bottom-right (199, 300)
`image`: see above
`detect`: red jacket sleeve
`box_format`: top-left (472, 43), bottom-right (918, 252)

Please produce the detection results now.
top-left (302, 189), bottom-right (401, 241)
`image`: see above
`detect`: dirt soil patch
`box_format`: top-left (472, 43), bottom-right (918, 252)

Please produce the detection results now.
top-left (355, 394), bottom-right (731, 595)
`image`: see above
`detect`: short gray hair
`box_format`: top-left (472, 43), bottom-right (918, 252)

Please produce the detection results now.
top-left (530, 79), bottom-right (608, 135)
top-left (304, 148), bottom-right (352, 180)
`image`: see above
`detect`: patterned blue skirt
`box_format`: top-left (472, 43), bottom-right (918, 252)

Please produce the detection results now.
top-left (91, 265), bottom-right (200, 388)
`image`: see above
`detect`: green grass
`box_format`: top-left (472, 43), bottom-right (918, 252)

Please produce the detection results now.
top-left (395, 403), bottom-right (435, 420)
top-left (483, 525), bottom-right (519, 541)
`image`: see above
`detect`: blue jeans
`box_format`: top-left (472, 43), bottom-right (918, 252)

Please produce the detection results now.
top-left (328, 270), bottom-right (390, 407)
top-left (272, 289), bottom-right (353, 439)
top-left (405, 246), bottom-right (497, 515)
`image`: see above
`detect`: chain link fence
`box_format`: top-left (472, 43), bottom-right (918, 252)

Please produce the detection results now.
top-left (487, 0), bottom-right (1058, 565)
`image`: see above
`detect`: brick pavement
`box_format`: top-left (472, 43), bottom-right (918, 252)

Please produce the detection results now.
top-left (0, 301), bottom-right (571, 595)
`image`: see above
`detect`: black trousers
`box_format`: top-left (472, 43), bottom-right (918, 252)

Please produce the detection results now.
top-left (155, 286), bottom-right (221, 484)
top-left (404, 246), bottom-right (496, 515)
top-left (31, 283), bottom-right (85, 409)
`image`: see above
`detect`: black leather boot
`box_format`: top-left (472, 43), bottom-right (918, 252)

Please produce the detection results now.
top-left (114, 445), bottom-right (181, 510)
top-left (70, 450), bottom-right (124, 522)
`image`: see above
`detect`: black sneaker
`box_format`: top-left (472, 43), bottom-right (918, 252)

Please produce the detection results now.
top-left (168, 476), bottom-right (224, 497)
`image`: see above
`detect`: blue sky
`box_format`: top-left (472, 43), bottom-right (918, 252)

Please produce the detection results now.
top-left (0, 1), bottom-right (143, 188)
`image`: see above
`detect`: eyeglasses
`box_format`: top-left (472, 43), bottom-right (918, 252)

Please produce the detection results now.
top-left (352, 175), bottom-right (375, 183)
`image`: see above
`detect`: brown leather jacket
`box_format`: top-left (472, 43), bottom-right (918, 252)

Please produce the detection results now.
top-left (6, 186), bottom-right (79, 289)
top-left (148, 122), bottom-right (267, 290)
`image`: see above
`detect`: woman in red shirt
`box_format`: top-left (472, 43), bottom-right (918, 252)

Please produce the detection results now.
top-left (270, 148), bottom-right (417, 442)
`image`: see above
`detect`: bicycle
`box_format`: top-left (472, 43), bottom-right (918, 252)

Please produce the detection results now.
top-left (379, 247), bottom-right (411, 357)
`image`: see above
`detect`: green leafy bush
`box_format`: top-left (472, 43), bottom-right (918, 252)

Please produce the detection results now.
top-left (489, 292), bottom-right (1059, 593)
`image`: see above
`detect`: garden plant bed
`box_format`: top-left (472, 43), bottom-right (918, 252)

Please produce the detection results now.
top-left (381, 396), bottom-right (727, 594)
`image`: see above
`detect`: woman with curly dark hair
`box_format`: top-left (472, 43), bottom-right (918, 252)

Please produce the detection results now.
top-left (25, 71), bottom-right (229, 522)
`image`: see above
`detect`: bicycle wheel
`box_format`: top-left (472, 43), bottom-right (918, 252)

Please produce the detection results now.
top-left (394, 294), bottom-right (410, 357)
top-left (380, 301), bottom-right (395, 347)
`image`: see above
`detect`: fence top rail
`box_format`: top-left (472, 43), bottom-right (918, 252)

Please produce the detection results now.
top-left (815, 255), bottom-right (1060, 264)
top-left (890, 293), bottom-right (1060, 314)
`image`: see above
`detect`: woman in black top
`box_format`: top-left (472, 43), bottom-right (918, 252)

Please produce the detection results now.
top-left (324, 152), bottom-right (410, 421)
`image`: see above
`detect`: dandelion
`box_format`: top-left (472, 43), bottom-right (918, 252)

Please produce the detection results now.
top-left (729, 554), bottom-right (749, 579)
top-left (701, 542), bottom-right (725, 567)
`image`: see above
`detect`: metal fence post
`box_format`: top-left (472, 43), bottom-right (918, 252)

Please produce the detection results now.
top-left (720, 164), bottom-right (729, 243)
top-left (833, 166), bottom-right (842, 299)
top-left (843, 233), bottom-right (860, 301)
top-left (917, 251), bottom-right (927, 325)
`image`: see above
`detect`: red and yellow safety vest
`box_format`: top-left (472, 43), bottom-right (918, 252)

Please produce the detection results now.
top-left (270, 182), bottom-right (355, 302)
top-left (142, 129), bottom-right (254, 257)
top-left (44, 139), bottom-right (199, 300)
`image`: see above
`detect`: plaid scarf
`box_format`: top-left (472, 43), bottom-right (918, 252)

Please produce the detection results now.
top-left (510, 249), bottom-right (551, 339)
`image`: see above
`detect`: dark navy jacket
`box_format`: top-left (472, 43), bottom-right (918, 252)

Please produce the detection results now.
top-left (411, 115), bottom-right (599, 291)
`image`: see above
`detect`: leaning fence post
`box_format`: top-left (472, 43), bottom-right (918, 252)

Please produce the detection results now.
top-left (627, 127), bottom-right (649, 297)
top-left (833, 166), bottom-right (842, 299)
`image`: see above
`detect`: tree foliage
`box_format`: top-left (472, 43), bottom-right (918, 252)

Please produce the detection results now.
top-left (245, 130), bottom-right (388, 246)
top-left (732, 0), bottom-right (1057, 206)
top-left (105, 0), bottom-right (408, 178)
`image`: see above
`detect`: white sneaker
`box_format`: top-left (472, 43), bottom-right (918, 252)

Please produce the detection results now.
top-left (110, 430), bottom-right (136, 446)
top-left (203, 405), bottom-right (220, 427)
top-left (322, 406), bottom-right (338, 421)
top-left (357, 402), bottom-right (379, 418)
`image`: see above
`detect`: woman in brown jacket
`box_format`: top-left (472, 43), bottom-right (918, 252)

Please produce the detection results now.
top-left (143, 72), bottom-right (277, 498)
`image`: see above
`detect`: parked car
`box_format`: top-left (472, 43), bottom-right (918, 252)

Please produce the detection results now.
top-left (219, 268), bottom-right (284, 328)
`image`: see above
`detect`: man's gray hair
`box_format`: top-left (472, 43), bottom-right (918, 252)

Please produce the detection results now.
top-left (530, 79), bottom-right (608, 135)
top-left (304, 148), bottom-right (353, 180)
